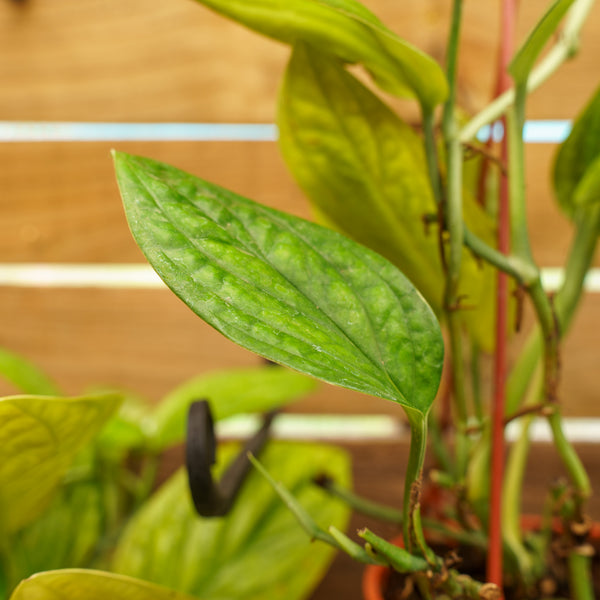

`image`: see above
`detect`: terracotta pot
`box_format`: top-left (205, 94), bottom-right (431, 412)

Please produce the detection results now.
top-left (361, 515), bottom-right (600, 600)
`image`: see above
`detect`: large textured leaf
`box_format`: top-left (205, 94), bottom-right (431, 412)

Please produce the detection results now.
top-left (509, 0), bottom-right (576, 84)
top-left (151, 365), bottom-right (317, 450)
top-left (0, 393), bottom-right (121, 533)
top-left (9, 570), bottom-right (196, 600)
top-left (553, 85), bottom-right (600, 217)
top-left (0, 348), bottom-right (61, 396)
top-left (278, 43), bottom-right (500, 350)
top-left (192, 0), bottom-right (447, 110)
top-left (112, 442), bottom-right (350, 600)
top-left (114, 152), bottom-right (443, 417)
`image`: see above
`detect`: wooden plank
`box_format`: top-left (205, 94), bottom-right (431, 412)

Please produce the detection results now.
top-left (0, 141), bottom-right (307, 263)
top-left (1, 141), bottom-right (595, 266)
top-left (0, 286), bottom-right (383, 414)
top-left (0, 287), bottom-right (598, 416)
top-left (1, 0), bottom-right (599, 122)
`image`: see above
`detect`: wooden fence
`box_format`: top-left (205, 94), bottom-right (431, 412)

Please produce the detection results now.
top-left (1, 0), bottom-right (599, 416)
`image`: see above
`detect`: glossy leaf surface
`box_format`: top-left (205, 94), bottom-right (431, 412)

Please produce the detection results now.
top-left (191, 0), bottom-right (447, 110)
top-left (114, 152), bottom-right (444, 417)
top-left (0, 393), bottom-right (121, 533)
top-left (151, 365), bottom-right (317, 450)
top-left (0, 348), bottom-right (61, 396)
top-left (9, 570), bottom-right (196, 600)
top-left (278, 44), bottom-right (499, 350)
top-left (112, 441), bottom-right (350, 600)
top-left (553, 85), bottom-right (600, 217)
top-left (509, 0), bottom-right (575, 84)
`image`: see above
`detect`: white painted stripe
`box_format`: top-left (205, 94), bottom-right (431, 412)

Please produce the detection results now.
top-left (216, 414), bottom-right (600, 443)
top-left (0, 120), bottom-right (570, 144)
top-left (1, 264), bottom-right (599, 292)
top-left (0, 264), bottom-right (163, 288)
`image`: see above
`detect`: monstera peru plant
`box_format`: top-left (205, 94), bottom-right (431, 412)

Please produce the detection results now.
top-left (10, 0), bottom-right (600, 598)
top-left (0, 348), bottom-right (349, 600)
top-left (113, 0), bottom-right (600, 597)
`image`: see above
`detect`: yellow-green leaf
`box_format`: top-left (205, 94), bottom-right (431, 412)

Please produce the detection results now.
top-left (278, 43), bottom-right (500, 350)
top-left (9, 570), bottom-right (197, 600)
top-left (0, 348), bottom-right (61, 396)
top-left (0, 393), bottom-right (121, 534)
top-left (112, 442), bottom-right (351, 600)
top-left (151, 365), bottom-right (318, 450)
top-left (192, 0), bottom-right (447, 110)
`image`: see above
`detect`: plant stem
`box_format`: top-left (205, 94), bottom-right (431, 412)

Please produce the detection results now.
top-left (463, 227), bottom-right (538, 284)
top-left (506, 203), bottom-right (600, 414)
top-left (547, 409), bottom-right (592, 502)
top-left (441, 0), bottom-right (470, 480)
top-left (502, 366), bottom-right (543, 578)
top-left (403, 414), bottom-right (430, 555)
top-left (459, 0), bottom-right (594, 142)
top-left (569, 547), bottom-right (595, 600)
top-left (488, 0), bottom-right (517, 587)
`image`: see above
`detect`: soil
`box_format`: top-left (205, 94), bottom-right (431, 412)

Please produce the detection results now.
top-left (382, 536), bottom-right (600, 599)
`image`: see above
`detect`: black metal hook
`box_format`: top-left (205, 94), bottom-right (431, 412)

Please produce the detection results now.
top-left (185, 399), bottom-right (277, 517)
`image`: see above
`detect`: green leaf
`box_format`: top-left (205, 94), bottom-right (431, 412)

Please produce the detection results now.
top-left (112, 441), bottom-right (351, 600)
top-left (93, 390), bottom-right (153, 458)
top-left (0, 348), bottom-right (61, 396)
top-left (553, 85), bottom-right (600, 217)
top-left (8, 481), bottom-right (104, 585)
top-left (278, 43), bottom-right (500, 350)
top-left (0, 393), bottom-right (121, 533)
top-left (114, 152), bottom-right (444, 417)
top-left (509, 0), bottom-right (576, 84)
top-left (151, 365), bottom-right (317, 450)
top-left (8, 570), bottom-right (196, 600)
top-left (192, 0), bottom-right (447, 110)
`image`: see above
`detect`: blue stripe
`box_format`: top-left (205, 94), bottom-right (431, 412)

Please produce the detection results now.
top-left (476, 119), bottom-right (572, 143)
top-left (0, 122), bottom-right (278, 142)
top-left (0, 120), bottom-right (571, 143)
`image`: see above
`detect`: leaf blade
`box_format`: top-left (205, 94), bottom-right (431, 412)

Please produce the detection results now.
top-left (114, 152), bottom-right (444, 416)
top-left (151, 365), bottom-right (318, 450)
top-left (277, 43), bottom-right (500, 351)
top-left (191, 0), bottom-right (447, 110)
top-left (9, 570), bottom-right (197, 600)
top-left (111, 442), bottom-right (351, 600)
top-left (0, 393), bottom-right (121, 533)
top-left (509, 0), bottom-right (576, 84)
top-left (553, 85), bottom-right (600, 217)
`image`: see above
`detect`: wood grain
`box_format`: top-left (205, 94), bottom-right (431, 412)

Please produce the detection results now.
top-left (0, 286), bottom-right (598, 416)
top-left (1, 0), bottom-right (599, 122)
top-left (1, 141), bottom-right (595, 267)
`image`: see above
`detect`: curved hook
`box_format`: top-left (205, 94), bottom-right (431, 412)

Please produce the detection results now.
top-left (186, 399), bottom-right (277, 517)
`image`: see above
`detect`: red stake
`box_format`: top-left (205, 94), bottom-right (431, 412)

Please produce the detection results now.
top-left (487, 0), bottom-right (518, 590)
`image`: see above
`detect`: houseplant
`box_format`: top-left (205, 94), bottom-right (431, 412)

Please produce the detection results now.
top-left (108, 0), bottom-right (600, 597)
top-left (0, 348), bottom-right (351, 600)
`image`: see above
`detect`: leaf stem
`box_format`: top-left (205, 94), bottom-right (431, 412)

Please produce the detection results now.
top-left (459, 0), bottom-right (594, 142)
top-left (569, 546), bottom-right (595, 600)
top-left (441, 0), bottom-right (471, 479)
top-left (403, 415), bottom-right (430, 555)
